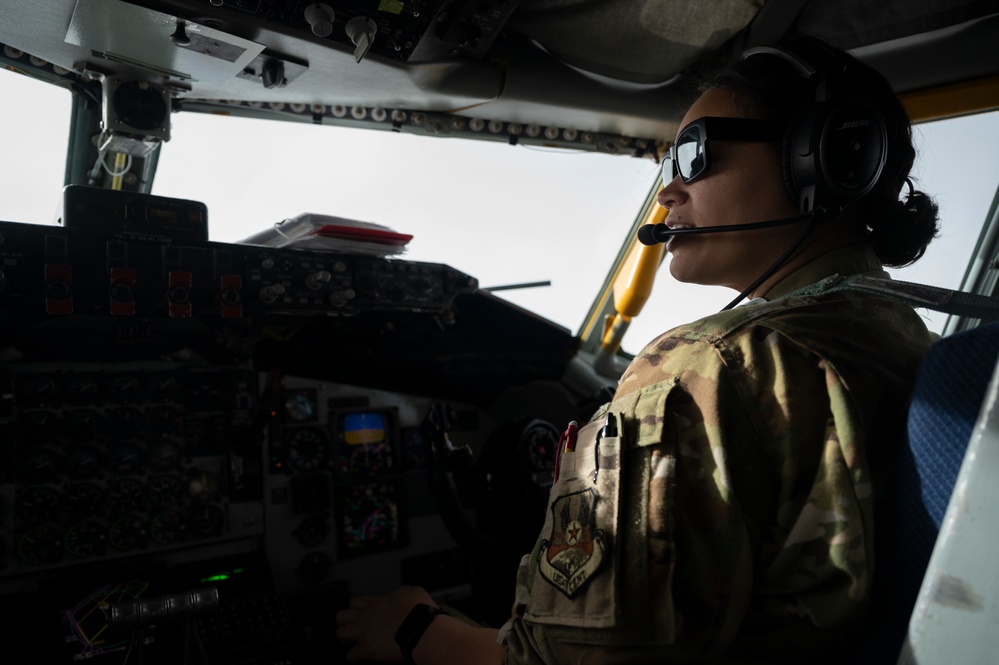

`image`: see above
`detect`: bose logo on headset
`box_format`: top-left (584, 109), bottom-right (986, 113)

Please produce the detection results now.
top-left (741, 43), bottom-right (888, 215)
top-left (838, 119), bottom-right (874, 130)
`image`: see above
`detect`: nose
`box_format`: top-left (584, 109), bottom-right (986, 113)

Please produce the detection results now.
top-left (657, 176), bottom-right (687, 211)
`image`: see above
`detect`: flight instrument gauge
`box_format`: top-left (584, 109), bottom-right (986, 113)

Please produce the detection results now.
top-left (106, 375), bottom-right (143, 403)
top-left (22, 410), bottom-right (62, 439)
top-left (64, 375), bottom-right (101, 405)
top-left (146, 374), bottom-right (180, 401)
top-left (287, 427), bottom-right (328, 471)
top-left (147, 440), bottom-right (182, 471)
top-left (64, 519), bottom-right (106, 558)
top-left (105, 442), bottom-right (144, 475)
top-left (293, 513), bottom-right (330, 547)
top-left (108, 478), bottom-right (145, 512)
top-left (20, 376), bottom-right (59, 407)
top-left (63, 409), bottom-right (103, 440)
top-left (284, 389), bottom-right (318, 422)
top-left (108, 514), bottom-right (146, 551)
top-left (65, 483), bottom-right (104, 518)
top-left (147, 405), bottom-right (183, 436)
top-left (17, 525), bottom-right (63, 565)
top-left (148, 474), bottom-right (183, 507)
top-left (107, 408), bottom-right (145, 439)
top-left (18, 447), bottom-right (60, 484)
top-left (64, 446), bottom-right (102, 478)
top-left (16, 486), bottom-right (60, 524)
top-left (150, 508), bottom-right (187, 544)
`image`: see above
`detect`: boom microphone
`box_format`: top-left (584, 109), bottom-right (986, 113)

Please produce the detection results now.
top-left (637, 212), bottom-right (820, 246)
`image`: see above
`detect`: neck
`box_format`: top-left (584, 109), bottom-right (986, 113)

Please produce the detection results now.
top-left (748, 224), bottom-right (869, 300)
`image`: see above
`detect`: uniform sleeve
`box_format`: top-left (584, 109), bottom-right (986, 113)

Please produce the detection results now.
top-left (501, 325), bottom-right (874, 663)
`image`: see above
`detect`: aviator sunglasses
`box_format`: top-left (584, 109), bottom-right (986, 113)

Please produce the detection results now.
top-left (662, 116), bottom-right (783, 186)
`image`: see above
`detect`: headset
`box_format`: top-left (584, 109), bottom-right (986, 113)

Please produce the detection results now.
top-left (742, 41), bottom-right (888, 215)
top-left (637, 39), bottom-right (891, 309)
top-left (638, 40), bottom-right (890, 247)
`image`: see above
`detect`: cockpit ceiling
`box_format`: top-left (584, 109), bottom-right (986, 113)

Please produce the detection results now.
top-left (1, 0), bottom-right (998, 148)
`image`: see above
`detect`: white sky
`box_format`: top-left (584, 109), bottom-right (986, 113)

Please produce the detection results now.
top-left (2, 66), bottom-right (998, 354)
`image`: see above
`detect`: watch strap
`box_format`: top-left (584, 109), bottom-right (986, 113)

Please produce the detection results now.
top-left (394, 603), bottom-right (446, 663)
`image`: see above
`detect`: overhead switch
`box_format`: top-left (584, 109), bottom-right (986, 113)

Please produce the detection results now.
top-left (304, 3), bottom-right (336, 37)
top-left (345, 17), bottom-right (377, 63)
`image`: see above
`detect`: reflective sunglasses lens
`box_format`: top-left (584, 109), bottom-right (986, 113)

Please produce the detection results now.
top-left (675, 125), bottom-right (704, 182)
top-left (661, 152), bottom-right (678, 186)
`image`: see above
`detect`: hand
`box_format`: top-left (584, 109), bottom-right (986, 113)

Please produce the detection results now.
top-left (335, 585), bottom-right (437, 663)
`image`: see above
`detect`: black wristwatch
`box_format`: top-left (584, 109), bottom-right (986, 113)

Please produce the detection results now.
top-left (393, 603), bottom-right (446, 664)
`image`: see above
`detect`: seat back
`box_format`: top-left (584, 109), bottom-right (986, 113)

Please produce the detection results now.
top-left (861, 322), bottom-right (999, 663)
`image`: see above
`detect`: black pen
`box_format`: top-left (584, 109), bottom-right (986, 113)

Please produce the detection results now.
top-left (594, 413), bottom-right (616, 483)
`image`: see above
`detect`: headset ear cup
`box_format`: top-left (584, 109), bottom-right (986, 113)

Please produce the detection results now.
top-left (783, 103), bottom-right (827, 214)
top-left (780, 116), bottom-right (802, 211)
top-left (821, 101), bottom-right (887, 204)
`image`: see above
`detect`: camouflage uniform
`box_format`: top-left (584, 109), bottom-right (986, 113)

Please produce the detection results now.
top-left (500, 244), bottom-right (935, 664)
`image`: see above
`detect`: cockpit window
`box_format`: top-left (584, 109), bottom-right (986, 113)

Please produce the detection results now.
top-left (3, 63), bottom-right (997, 351)
top-left (152, 110), bottom-right (659, 334)
top-left (0, 68), bottom-right (70, 226)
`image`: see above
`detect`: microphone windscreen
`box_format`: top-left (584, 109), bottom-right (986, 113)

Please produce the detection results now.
top-left (637, 224), bottom-right (662, 246)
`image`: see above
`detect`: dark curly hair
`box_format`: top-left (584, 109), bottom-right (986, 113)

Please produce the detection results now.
top-left (701, 35), bottom-right (939, 267)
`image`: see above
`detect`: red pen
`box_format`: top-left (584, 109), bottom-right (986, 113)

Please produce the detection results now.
top-left (553, 420), bottom-right (578, 482)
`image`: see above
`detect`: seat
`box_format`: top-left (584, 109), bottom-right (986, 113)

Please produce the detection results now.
top-left (861, 322), bottom-right (999, 663)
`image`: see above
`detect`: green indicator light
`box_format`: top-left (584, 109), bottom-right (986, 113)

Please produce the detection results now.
top-left (200, 574), bottom-right (229, 583)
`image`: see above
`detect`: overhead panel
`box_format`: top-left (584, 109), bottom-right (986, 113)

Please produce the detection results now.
top-left (65, 0), bottom-right (265, 82)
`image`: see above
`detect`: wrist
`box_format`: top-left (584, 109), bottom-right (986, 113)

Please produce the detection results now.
top-left (394, 603), bottom-right (446, 664)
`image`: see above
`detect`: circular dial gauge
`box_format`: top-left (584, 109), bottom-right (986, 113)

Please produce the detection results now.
top-left (108, 478), bottom-right (145, 512)
top-left (147, 406), bottom-right (182, 435)
top-left (17, 525), bottom-right (63, 565)
top-left (284, 391), bottom-right (317, 422)
top-left (108, 515), bottom-right (146, 551)
top-left (65, 446), bottom-right (102, 479)
top-left (287, 427), bottom-right (328, 471)
top-left (522, 421), bottom-right (559, 485)
top-left (65, 483), bottom-right (104, 518)
top-left (22, 410), bottom-right (62, 439)
top-left (293, 513), bottom-right (330, 547)
top-left (64, 519), bottom-right (106, 558)
top-left (18, 448), bottom-right (60, 484)
top-left (106, 375), bottom-right (143, 402)
top-left (147, 474), bottom-right (182, 508)
top-left (150, 508), bottom-right (187, 544)
top-left (63, 409), bottom-right (104, 440)
top-left (295, 551), bottom-right (332, 583)
top-left (147, 440), bottom-right (182, 471)
top-left (16, 486), bottom-right (61, 524)
top-left (20, 376), bottom-right (59, 406)
top-left (105, 442), bottom-right (144, 475)
top-left (146, 374), bottom-right (180, 401)
top-left (64, 375), bottom-right (101, 404)
top-left (106, 408), bottom-right (145, 439)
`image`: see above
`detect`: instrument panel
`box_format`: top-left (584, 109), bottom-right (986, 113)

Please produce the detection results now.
top-left (0, 361), bottom-right (263, 574)
top-left (0, 213), bottom-right (580, 664)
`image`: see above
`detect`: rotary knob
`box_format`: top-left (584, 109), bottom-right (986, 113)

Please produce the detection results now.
top-left (304, 3), bottom-right (336, 37)
top-left (306, 270), bottom-right (332, 291)
top-left (259, 283), bottom-right (286, 304)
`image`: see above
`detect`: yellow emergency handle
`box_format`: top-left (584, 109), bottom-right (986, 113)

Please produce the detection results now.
top-left (601, 205), bottom-right (668, 352)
